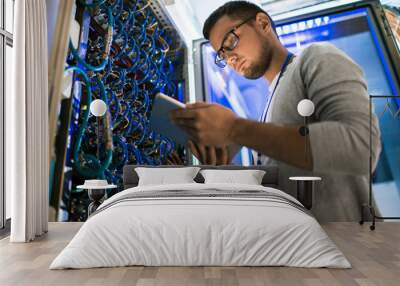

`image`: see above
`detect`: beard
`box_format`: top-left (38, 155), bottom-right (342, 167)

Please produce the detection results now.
top-left (242, 39), bottom-right (273, 80)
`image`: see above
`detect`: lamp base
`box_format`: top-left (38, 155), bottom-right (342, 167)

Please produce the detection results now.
top-left (298, 126), bottom-right (309, 136)
top-left (87, 188), bottom-right (107, 216)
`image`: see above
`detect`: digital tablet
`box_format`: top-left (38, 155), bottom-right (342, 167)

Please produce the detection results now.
top-left (149, 93), bottom-right (188, 146)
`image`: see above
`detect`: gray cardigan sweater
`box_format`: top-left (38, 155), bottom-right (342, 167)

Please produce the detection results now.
top-left (265, 42), bottom-right (381, 222)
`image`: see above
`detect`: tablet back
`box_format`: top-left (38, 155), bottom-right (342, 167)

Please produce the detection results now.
top-left (149, 93), bottom-right (188, 146)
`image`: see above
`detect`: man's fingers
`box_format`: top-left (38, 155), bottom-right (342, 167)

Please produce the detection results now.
top-left (220, 146), bottom-right (229, 165)
top-left (171, 151), bottom-right (181, 164)
top-left (170, 103), bottom-right (210, 120)
top-left (189, 141), bottom-right (218, 165)
top-left (188, 140), bottom-right (201, 161)
top-left (188, 141), bottom-right (207, 164)
top-left (206, 146), bottom-right (217, 165)
top-left (169, 152), bottom-right (181, 165)
top-left (185, 102), bottom-right (210, 109)
top-left (181, 127), bottom-right (200, 142)
top-left (197, 143), bottom-right (207, 164)
top-left (169, 109), bottom-right (198, 120)
top-left (173, 118), bottom-right (198, 130)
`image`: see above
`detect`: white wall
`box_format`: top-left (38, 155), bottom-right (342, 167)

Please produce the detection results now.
top-left (46, 0), bottom-right (61, 59)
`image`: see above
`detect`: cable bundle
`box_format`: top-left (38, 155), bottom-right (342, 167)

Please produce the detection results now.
top-left (61, 0), bottom-right (186, 221)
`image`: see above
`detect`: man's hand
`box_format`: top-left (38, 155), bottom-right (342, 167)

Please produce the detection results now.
top-left (166, 150), bottom-right (184, 165)
top-left (170, 102), bottom-right (237, 147)
top-left (188, 141), bottom-right (231, 165)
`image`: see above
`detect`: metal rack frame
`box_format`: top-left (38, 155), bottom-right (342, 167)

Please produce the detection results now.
top-left (360, 95), bottom-right (400, 230)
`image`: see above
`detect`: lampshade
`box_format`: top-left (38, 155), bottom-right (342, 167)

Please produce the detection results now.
top-left (90, 99), bottom-right (107, 117)
top-left (297, 99), bottom-right (315, 117)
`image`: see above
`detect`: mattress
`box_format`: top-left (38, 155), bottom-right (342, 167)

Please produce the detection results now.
top-left (50, 183), bottom-right (351, 269)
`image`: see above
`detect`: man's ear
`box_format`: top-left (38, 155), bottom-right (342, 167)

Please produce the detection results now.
top-left (255, 12), bottom-right (272, 34)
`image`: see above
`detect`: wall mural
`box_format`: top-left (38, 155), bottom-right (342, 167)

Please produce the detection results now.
top-left (52, 0), bottom-right (187, 221)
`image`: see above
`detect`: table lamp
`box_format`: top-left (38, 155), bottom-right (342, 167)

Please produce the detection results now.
top-left (289, 99), bottom-right (321, 210)
top-left (90, 99), bottom-right (107, 157)
top-left (297, 99), bottom-right (315, 161)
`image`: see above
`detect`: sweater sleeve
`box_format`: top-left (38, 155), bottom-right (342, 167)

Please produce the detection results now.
top-left (301, 43), bottom-right (381, 175)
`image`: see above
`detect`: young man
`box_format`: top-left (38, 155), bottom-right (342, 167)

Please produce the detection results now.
top-left (170, 1), bottom-right (381, 222)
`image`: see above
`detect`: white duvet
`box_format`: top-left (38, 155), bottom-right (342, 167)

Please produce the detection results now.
top-left (50, 183), bottom-right (351, 269)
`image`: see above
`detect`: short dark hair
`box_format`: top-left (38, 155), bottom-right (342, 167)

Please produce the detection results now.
top-left (203, 1), bottom-right (276, 40)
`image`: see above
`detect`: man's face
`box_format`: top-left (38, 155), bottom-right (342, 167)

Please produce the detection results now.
top-left (208, 14), bottom-right (274, 79)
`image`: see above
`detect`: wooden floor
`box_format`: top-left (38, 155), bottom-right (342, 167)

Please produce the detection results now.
top-left (0, 222), bottom-right (399, 286)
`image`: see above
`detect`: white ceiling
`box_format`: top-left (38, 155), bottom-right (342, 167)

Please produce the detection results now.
top-left (187, 0), bottom-right (262, 27)
top-left (162, 0), bottom-right (400, 44)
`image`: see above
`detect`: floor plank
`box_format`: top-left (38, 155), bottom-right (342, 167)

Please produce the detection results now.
top-left (0, 222), bottom-right (399, 286)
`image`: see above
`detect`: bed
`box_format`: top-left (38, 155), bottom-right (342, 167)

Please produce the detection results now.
top-left (50, 165), bottom-right (350, 269)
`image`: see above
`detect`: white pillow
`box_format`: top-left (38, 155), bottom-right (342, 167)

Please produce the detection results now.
top-left (135, 167), bottom-right (201, 186)
top-left (200, 169), bottom-right (266, 185)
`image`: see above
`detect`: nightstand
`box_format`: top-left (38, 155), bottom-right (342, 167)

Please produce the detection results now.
top-left (289, 177), bottom-right (321, 210)
top-left (77, 180), bottom-right (117, 216)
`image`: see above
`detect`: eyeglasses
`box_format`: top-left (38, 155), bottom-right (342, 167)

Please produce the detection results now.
top-left (215, 15), bottom-right (255, 68)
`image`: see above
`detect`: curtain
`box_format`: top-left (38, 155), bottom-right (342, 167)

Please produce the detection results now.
top-left (7, 0), bottom-right (49, 242)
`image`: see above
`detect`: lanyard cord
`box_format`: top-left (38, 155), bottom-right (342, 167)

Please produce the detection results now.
top-left (260, 52), bottom-right (294, 123)
top-left (256, 52), bottom-right (295, 165)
